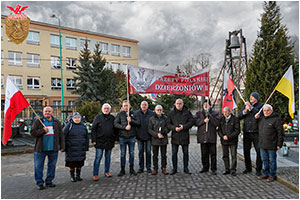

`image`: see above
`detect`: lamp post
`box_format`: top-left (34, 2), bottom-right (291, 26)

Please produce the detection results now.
top-left (51, 14), bottom-right (64, 122)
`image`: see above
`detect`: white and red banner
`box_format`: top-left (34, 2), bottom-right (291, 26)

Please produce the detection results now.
top-left (222, 71), bottom-right (237, 113)
top-left (2, 77), bottom-right (29, 145)
top-left (127, 65), bottom-right (209, 96)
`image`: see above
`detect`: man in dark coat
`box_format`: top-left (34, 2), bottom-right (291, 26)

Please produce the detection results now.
top-left (218, 107), bottom-right (240, 176)
top-left (30, 106), bottom-right (65, 190)
top-left (238, 92), bottom-right (264, 176)
top-left (255, 104), bottom-right (284, 182)
top-left (195, 99), bottom-right (219, 175)
top-left (91, 103), bottom-right (118, 181)
top-left (114, 100), bottom-right (140, 176)
top-left (135, 101), bottom-right (154, 173)
top-left (166, 99), bottom-right (194, 175)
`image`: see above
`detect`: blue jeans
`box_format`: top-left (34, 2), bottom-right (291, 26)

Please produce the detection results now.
top-left (93, 148), bottom-right (112, 176)
top-left (137, 140), bottom-right (151, 170)
top-left (260, 149), bottom-right (277, 178)
top-left (34, 151), bottom-right (58, 186)
top-left (172, 144), bottom-right (189, 171)
top-left (119, 137), bottom-right (136, 166)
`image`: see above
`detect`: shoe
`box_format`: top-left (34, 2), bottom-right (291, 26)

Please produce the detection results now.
top-left (75, 168), bottom-right (82, 181)
top-left (37, 185), bottom-right (45, 190)
top-left (223, 171), bottom-right (230, 175)
top-left (45, 183), bottom-right (56, 188)
top-left (70, 170), bottom-right (76, 182)
top-left (255, 171), bottom-right (262, 176)
top-left (257, 175), bottom-right (269, 180)
top-left (184, 169), bottom-right (192, 174)
top-left (137, 169), bottom-right (144, 173)
top-left (231, 171), bottom-right (237, 176)
top-left (266, 177), bottom-right (275, 182)
top-left (152, 169), bottom-right (158, 175)
top-left (130, 165), bottom-right (137, 176)
top-left (71, 176), bottom-right (77, 182)
top-left (76, 176), bottom-right (83, 181)
top-left (170, 170), bottom-right (177, 175)
top-left (242, 169), bottom-right (252, 174)
top-left (93, 176), bottom-right (99, 181)
top-left (162, 168), bottom-right (169, 175)
top-left (118, 166), bottom-right (125, 177)
top-left (199, 169), bottom-right (208, 173)
top-left (105, 173), bottom-right (112, 178)
top-left (147, 169), bottom-right (152, 173)
top-left (211, 171), bottom-right (217, 175)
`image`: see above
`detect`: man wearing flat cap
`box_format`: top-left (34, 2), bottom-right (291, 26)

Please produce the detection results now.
top-left (238, 92), bottom-right (264, 176)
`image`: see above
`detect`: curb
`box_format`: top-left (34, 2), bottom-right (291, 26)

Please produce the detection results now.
top-left (237, 153), bottom-right (299, 193)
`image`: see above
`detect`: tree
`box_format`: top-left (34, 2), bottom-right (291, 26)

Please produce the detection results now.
top-left (244, 1), bottom-right (298, 122)
top-left (77, 101), bottom-right (102, 123)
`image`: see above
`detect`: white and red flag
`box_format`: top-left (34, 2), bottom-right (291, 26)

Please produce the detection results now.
top-left (127, 65), bottom-right (209, 96)
top-left (2, 77), bottom-right (29, 145)
top-left (222, 71), bottom-right (237, 113)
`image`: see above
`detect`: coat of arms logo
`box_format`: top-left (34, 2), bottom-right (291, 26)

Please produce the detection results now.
top-left (5, 4), bottom-right (30, 44)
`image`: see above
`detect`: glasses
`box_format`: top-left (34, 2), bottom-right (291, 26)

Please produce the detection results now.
top-left (156, 109), bottom-right (162, 111)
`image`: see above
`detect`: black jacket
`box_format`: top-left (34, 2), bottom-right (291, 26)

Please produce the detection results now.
top-left (238, 102), bottom-right (264, 133)
top-left (148, 114), bottom-right (169, 146)
top-left (91, 113), bottom-right (118, 150)
top-left (135, 109), bottom-right (154, 141)
top-left (166, 106), bottom-right (194, 145)
top-left (218, 114), bottom-right (240, 145)
top-left (63, 121), bottom-right (89, 162)
top-left (195, 108), bottom-right (220, 144)
top-left (114, 110), bottom-right (140, 139)
top-left (256, 112), bottom-right (284, 150)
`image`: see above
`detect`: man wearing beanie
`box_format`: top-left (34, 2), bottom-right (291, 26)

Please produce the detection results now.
top-left (238, 92), bottom-right (264, 176)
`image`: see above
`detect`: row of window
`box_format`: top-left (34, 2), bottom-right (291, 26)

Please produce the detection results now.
top-left (1, 75), bottom-right (76, 90)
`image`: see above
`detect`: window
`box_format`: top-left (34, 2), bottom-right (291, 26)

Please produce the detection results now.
top-left (66, 37), bottom-right (77, 50)
top-left (111, 63), bottom-right (120, 71)
top-left (8, 76), bottom-right (22, 89)
top-left (111, 44), bottom-right (120, 56)
top-left (80, 39), bottom-right (90, 50)
top-left (1, 75), bottom-right (4, 88)
top-left (51, 56), bottom-right (61, 69)
top-left (50, 34), bottom-right (59, 47)
top-left (27, 53), bottom-right (40, 67)
top-left (66, 58), bottom-right (76, 69)
top-left (68, 101), bottom-right (75, 106)
top-left (1, 26), bottom-right (3, 40)
top-left (51, 78), bottom-right (61, 90)
top-left (8, 51), bottom-right (22, 66)
top-left (27, 77), bottom-right (40, 89)
top-left (1, 51), bottom-right (3, 65)
top-left (66, 79), bottom-right (75, 90)
top-left (26, 31), bottom-right (39, 44)
top-left (53, 100), bottom-right (61, 106)
top-left (123, 46), bottom-right (131, 57)
top-left (99, 42), bottom-right (108, 54)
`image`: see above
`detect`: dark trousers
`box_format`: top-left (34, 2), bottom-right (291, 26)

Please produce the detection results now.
top-left (152, 145), bottom-right (167, 170)
top-left (200, 143), bottom-right (217, 171)
top-left (172, 144), bottom-right (189, 171)
top-left (137, 140), bottom-right (152, 170)
top-left (222, 144), bottom-right (237, 172)
top-left (243, 132), bottom-right (262, 172)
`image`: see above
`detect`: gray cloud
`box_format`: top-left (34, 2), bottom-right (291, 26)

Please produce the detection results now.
top-left (1, 1), bottom-right (298, 73)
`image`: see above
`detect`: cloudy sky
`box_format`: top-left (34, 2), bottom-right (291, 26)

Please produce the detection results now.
top-left (1, 1), bottom-right (299, 74)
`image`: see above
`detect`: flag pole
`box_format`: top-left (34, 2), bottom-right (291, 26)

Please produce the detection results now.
top-left (234, 86), bottom-right (246, 103)
top-left (257, 88), bottom-right (277, 114)
top-left (28, 104), bottom-right (46, 128)
top-left (126, 65), bottom-right (130, 125)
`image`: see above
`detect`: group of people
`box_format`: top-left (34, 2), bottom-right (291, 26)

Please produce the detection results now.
top-left (30, 92), bottom-right (284, 190)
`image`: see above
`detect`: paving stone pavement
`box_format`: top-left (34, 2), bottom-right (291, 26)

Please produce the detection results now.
top-left (1, 135), bottom-right (299, 199)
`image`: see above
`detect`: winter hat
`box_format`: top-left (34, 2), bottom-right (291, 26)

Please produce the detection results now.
top-left (250, 92), bottom-right (260, 101)
top-left (72, 112), bottom-right (81, 119)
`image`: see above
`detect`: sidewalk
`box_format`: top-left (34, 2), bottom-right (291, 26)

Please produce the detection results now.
top-left (1, 135), bottom-right (299, 199)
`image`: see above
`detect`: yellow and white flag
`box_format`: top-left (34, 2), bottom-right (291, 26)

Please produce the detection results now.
top-left (275, 65), bottom-right (295, 118)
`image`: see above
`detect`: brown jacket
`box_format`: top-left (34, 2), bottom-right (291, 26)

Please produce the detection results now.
top-left (30, 117), bottom-right (65, 152)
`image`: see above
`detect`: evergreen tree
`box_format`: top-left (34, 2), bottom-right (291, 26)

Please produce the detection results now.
top-left (244, 1), bottom-right (298, 122)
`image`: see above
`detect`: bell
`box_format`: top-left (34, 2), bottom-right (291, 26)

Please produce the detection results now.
top-left (229, 34), bottom-right (240, 49)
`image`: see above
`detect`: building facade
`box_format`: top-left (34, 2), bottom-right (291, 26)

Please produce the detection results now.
top-left (1, 15), bottom-right (139, 108)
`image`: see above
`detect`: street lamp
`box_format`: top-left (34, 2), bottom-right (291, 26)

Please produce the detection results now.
top-left (51, 14), bottom-right (64, 121)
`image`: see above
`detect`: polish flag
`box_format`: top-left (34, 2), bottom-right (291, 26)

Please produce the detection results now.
top-left (2, 77), bottom-right (29, 145)
top-left (222, 71), bottom-right (237, 113)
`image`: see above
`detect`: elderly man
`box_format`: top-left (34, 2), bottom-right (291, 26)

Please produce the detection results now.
top-left (218, 107), bottom-right (240, 176)
top-left (238, 92), bottom-right (264, 176)
top-left (135, 101), bottom-right (154, 173)
top-left (30, 106), bottom-right (65, 190)
top-left (91, 103), bottom-right (118, 181)
top-left (255, 104), bottom-right (284, 182)
top-left (195, 100), bottom-right (219, 175)
top-left (114, 100), bottom-right (140, 176)
top-left (166, 99), bottom-right (194, 175)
